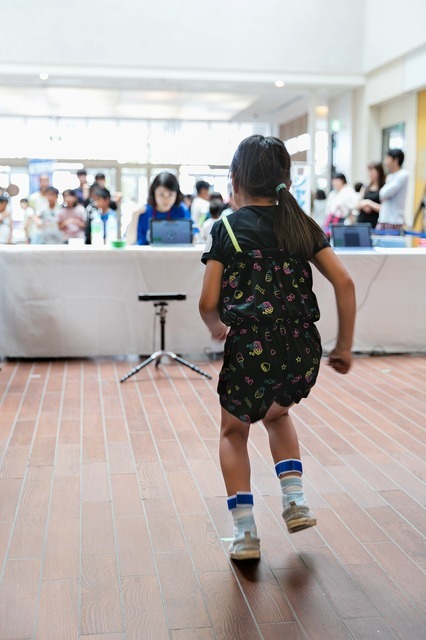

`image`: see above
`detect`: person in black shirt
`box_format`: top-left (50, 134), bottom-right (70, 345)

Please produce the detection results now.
top-left (199, 135), bottom-right (355, 561)
top-left (357, 162), bottom-right (386, 228)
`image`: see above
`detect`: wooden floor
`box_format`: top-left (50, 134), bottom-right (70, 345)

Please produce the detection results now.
top-left (0, 354), bottom-right (425, 640)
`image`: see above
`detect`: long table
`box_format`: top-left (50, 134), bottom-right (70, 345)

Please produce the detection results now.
top-left (1, 245), bottom-right (425, 359)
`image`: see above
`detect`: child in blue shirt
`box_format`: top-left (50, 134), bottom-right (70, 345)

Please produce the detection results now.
top-left (92, 187), bottom-right (118, 243)
top-left (135, 172), bottom-right (190, 245)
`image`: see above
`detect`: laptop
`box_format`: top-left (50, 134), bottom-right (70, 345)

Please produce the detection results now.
top-left (149, 219), bottom-right (193, 246)
top-left (331, 223), bottom-right (373, 250)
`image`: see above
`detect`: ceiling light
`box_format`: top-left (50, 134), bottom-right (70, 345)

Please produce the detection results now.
top-left (39, 73), bottom-right (49, 80)
top-left (275, 80), bottom-right (285, 88)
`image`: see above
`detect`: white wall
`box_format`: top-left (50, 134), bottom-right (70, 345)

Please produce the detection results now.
top-left (364, 0), bottom-right (426, 73)
top-left (2, 0), bottom-right (364, 76)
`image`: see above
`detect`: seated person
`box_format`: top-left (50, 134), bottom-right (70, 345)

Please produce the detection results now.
top-left (126, 172), bottom-right (190, 245)
top-left (57, 189), bottom-right (86, 242)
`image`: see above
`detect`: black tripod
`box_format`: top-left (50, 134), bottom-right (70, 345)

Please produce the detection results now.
top-left (120, 294), bottom-right (211, 382)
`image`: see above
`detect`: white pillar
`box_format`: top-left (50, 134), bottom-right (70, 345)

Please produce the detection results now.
top-left (307, 91), bottom-right (330, 192)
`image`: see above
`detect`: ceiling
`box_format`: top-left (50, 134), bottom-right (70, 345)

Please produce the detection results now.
top-left (0, 73), bottom-right (319, 124)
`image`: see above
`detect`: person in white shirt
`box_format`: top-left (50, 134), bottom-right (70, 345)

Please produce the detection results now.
top-left (0, 195), bottom-right (12, 244)
top-left (191, 180), bottom-right (211, 226)
top-left (377, 148), bottom-right (408, 231)
top-left (37, 187), bottom-right (63, 244)
top-left (29, 174), bottom-right (50, 214)
top-left (311, 189), bottom-right (327, 228)
top-left (323, 173), bottom-right (358, 235)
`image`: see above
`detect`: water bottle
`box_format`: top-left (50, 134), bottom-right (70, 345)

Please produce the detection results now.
top-left (105, 213), bottom-right (118, 244)
top-left (91, 212), bottom-right (104, 246)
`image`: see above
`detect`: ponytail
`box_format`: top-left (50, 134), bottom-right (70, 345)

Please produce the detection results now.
top-left (274, 188), bottom-right (326, 259)
top-left (230, 134), bottom-right (327, 258)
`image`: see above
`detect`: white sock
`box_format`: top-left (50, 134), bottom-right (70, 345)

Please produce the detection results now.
top-left (227, 492), bottom-right (256, 536)
top-left (231, 506), bottom-right (256, 535)
top-left (280, 475), bottom-right (306, 510)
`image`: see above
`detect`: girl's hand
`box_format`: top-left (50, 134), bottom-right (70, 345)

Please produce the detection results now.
top-left (328, 348), bottom-right (352, 374)
top-left (211, 322), bottom-right (228, 341)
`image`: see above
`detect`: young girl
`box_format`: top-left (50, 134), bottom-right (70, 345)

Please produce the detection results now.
top-left (57, 189), bottom-right (86, 242)
top-left (199, 135), bottom-right (355, 561)
top-left (125, 172), bottom-right (190, 245)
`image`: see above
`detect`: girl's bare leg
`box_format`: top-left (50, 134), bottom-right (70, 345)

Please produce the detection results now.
top-left (219, 407), bottom-right (251, 495)
top-left (263, 402), bottom-right (316, 532)
top-left (262, 402), bottom-right (300, 464)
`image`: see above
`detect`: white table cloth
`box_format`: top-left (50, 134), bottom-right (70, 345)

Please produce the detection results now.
top-left (0, 245), bottom-right (425, 358)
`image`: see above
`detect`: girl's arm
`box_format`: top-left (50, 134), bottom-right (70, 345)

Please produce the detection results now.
top-left (199, 259), bottom-right (229, 341)
top-left (76, 207), bottom-right (87, 227)
top-left (312, 247), bottom-right (356, 374)
top-left (125, 209), bottom-right (143, 245)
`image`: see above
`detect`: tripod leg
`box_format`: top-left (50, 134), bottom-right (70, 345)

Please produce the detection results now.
top-left (120, 355), bottom-right (157, 382)
top-left (167, 352), bottom-right (212, 380)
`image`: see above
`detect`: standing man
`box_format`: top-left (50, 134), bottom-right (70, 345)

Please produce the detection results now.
top-left (377, 149), bottom-right (409, 231)
top-left (29, 174), bottom-right (50, 214)
top-left (75, 169), bottom-right (89, 205)
top-left (191, 180), bottom-right (211, 227)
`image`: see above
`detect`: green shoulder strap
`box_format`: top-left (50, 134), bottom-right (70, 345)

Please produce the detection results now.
top-left (222, 215), bottom-right (242, 252)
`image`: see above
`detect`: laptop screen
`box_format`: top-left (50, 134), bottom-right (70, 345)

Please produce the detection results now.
top-left (149, 219), bottom-right (193, 246)
top-left (331, 224), bottom-right (372, 248)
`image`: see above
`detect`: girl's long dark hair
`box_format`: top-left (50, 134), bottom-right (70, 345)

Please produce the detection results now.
top-left (147, 172), bottom-right (183, 207)
top-left (367, 161), bottom-right (386, 190)
top-left (230, 135), bottom-right (326, 259)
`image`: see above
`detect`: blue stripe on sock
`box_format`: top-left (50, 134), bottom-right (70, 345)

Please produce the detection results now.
top-left (227, 495), bottom-right (237, 510)
top-left (275, 459), bottom-right (303, 477)
top-left (236, 493), bottom-right (254, 506)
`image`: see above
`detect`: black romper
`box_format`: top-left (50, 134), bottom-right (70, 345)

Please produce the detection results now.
top-left (201, 206), bottom-right (328, 425)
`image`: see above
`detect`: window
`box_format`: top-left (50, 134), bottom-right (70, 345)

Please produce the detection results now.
top-left (382, 123), bottom-right (405, 158)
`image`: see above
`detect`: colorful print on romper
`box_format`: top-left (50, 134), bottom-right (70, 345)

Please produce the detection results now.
top-left (218, 249), bottom-right (322, 424)
top-left (220, 250), bottom-right (320, 330)
top-left (248, 341), bottom-right (263, 356)
top-left (218, 318), bottom-right (322, 425)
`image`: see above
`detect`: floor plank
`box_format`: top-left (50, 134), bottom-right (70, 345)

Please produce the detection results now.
top-left (0, 354), bottom-right (424, 640)
top-left (35, 579), bottom-right (79, 640)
